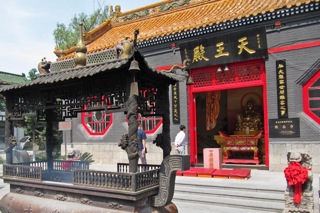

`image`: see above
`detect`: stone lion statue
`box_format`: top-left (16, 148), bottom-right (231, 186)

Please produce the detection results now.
top-left (284, 152), bottom-right (314, 213)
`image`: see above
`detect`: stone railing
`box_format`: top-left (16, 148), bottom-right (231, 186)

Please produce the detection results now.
top-left (14, 160), bottom-right (89, 171)
top-left (73, 169), bottom-right (159, 191)
top-left (3, 164), bottom-right (42, 181)
top-left (1, 155), bottom-right (190, 212)
top-left (54, 160), bottom-right (90, 171)
top-left (5, 161), bottom-right (160, 191)
top-left (117, 163), bottom-right (161, 173)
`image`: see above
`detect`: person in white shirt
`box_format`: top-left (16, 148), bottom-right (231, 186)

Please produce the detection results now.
top-left (174, 125), bottom-right (186, 154)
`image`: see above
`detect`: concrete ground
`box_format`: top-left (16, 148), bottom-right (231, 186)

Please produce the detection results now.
top-left (0, 163), bottom-right (318, 212)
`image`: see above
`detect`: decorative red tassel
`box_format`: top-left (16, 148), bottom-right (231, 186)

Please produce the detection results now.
top-left (294, 182), bottom-right (302, 204)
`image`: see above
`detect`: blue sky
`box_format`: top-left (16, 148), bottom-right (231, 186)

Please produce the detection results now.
top-left (0, 0), bottom-right (159, 76)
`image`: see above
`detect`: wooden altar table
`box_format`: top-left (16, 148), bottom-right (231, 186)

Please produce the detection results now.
top-left (217, 130), bottom-right (263, 165)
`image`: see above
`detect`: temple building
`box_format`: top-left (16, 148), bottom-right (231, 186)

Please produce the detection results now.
top-left (52, 0), bottom-right (320, 172)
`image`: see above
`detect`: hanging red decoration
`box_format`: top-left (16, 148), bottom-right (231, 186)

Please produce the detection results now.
top-left (284, 162), bottom-right (309, 205)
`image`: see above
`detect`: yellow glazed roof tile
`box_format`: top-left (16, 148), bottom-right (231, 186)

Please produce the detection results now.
top-left (56, 0), bottom-right (317, 60)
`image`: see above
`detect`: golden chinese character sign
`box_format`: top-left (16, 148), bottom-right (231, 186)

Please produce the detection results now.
top-left (171, 83), bottom-right (180, 124)
top-left (269, 118), bottom-right (300, 138)
top-left (179, 27), bottom-right (268, 69)
top-left (276, 60), bottom-right (288, 118)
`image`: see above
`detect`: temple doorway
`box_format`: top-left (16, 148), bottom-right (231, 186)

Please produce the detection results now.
top-left (187, 59), bottom-right (269, 166)
top-left (193, 86), bottom-right (267, 167)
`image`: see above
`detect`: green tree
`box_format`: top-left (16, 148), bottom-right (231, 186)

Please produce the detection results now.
top-left (53, 6), bottom-right (109, 50)
top-left (27, 68), bottom-right (38, 81)
top-left (23, 115), bottom-right (44, 149)
top-left (23, 115), bottom-right (62, 158)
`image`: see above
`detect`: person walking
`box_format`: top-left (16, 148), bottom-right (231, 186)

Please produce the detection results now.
top-left (175, 125), bottom-right (186, 154)
top-left (137, 122), bottom-right (147, 164)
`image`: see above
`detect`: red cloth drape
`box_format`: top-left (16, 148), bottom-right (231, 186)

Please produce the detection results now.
top-left (284, 162), bottom-right (308, 205)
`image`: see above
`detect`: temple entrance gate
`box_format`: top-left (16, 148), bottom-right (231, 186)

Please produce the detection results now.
top-left (187, 59), bottom-right (269, 167)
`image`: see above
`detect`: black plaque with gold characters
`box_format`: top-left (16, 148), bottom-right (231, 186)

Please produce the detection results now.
top-left (276, 60), bottom-right (288, 118)
top-left (269, 118), bottom-right (300, 138)
top-left (172, 83), bottom-right (180, 124)
top-left (179, 26), bottom-right (268, 69)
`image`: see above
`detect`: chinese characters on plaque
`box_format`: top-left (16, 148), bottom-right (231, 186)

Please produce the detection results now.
top-left (172, 83), bottom-right (180, 124)
top-left (179, 27), bottom-right (268, 69)
top-left (276, 60), bottom-right (288, 118)
top-left (269, 118), bottom-right (300, 138)
top-left (270, 61), bottom-right (300, 138)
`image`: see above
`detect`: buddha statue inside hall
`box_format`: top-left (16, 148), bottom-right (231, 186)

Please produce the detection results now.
top-left (236, 101), bottom-right (262, 132)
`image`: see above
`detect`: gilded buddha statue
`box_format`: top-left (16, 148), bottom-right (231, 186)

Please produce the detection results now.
top-left (236, 101), bottom-right (262, 132)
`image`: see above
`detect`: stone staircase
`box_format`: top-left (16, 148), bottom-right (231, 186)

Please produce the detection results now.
top-left (173, 170), bottom-right (286, 213)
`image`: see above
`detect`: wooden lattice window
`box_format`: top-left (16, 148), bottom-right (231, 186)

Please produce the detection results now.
top-left (303, 70), bottom-right (320, 124)
top-left (193, 69), bottom-right (213, 88)
top-left (135, 87), bottom-right (163, 134)
top-left (81, 109), bottom-right (113, 135)
top-left (124, 113), bottom-right (162, 134)
top-left (192, 60), bottom-right (263, 88)
top-left (139, 114), bottom-right (162, 134)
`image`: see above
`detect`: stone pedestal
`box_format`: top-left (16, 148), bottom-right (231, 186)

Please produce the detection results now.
top-left (284, 190), bottom-right (314, 213)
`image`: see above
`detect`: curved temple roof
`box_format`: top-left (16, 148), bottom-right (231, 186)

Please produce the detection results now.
top-left (0, 51), bottom-right (186, 93)
top-left (55, 0), bottom-right (318, 61)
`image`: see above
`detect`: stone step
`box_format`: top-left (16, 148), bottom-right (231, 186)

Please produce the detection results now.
top-left (176, 175), bottom-right (287, 191)
top-left (175, 179), bottom-right (285, 192)
top-left (173, 200), bottom-right (282, 213)
top-left (175, 184), bottom-right (284, 202)
top-left (173, 192), bottom-right (284, 212)
top-left (173, 175), bottom-right (285, 212)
